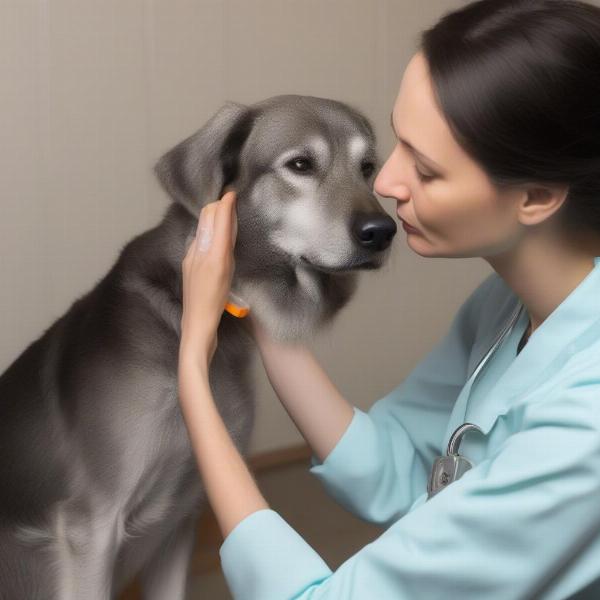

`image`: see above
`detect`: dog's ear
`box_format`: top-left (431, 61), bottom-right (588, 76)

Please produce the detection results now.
top-left (153, 101), bottom-right (255, 213)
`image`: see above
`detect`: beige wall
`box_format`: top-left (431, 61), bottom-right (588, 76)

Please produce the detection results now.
top-left (1, 0), bottom-right (493, 455)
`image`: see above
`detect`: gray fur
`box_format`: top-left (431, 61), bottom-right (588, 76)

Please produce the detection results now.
top-left (0, 94), bottom-right (396, 599)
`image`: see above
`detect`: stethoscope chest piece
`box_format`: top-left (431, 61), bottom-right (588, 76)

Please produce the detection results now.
top-left (427, 422), bottom-right (483, 500)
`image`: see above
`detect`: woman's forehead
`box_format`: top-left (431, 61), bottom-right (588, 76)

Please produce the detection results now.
top-left (393, 52), bottom-right (476, 175)
top-left (394, 54), bottom-right (448, 146)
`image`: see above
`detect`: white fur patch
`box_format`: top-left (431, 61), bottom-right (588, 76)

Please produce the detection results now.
top-left (348, 136), bottom-right (367, 161)
top-left (278, 169), bottom-right (318, 192)
top-left (268, 193), bottom-right (353, 267)
top-left (294, 263), bottom-right (322, 304)
top-left (308, 136), bottom-right (330, 164)
top-left (268, 194), bottom-right (321, 256)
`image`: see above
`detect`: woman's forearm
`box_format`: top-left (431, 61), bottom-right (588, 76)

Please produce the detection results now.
top-left (252, 321), bottom-right (355, 464)
top-left (177, 358), bottom-right (269, 539)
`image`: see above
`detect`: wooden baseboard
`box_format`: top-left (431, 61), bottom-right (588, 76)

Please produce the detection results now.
top-left (248, 442), bottom-right (312, 472)
top-left (119, 443), bottom-right (312, 600)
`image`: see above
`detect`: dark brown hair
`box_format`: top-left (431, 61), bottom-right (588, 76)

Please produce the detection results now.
top-left (420, 0), bottom-right (600, 232)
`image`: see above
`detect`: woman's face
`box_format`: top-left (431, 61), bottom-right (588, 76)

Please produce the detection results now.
top-left (374, 51), bottom-right (526, 259)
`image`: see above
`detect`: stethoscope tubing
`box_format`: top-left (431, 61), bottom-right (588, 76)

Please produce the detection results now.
top-left (465, 300), bottom-right (525, 387)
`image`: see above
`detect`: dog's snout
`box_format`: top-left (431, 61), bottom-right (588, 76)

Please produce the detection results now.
top-left (351, 211), bottom-right (397, 251)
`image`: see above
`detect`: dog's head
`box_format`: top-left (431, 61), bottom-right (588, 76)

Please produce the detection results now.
top-left (155, 94), bottom-right (397, 342)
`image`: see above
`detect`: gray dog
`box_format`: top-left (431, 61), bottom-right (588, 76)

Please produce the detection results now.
top-left (0, 94), bottom-right (396, 599)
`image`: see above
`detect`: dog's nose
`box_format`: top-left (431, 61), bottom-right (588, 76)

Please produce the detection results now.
top-left (351, 211), bottom-right (398, 251)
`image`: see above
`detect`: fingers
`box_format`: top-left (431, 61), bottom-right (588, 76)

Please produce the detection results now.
top-left (195, 202), bottom-right (217, 255)
top-left (186, 191), bottom-right (237, 263)
top-left (213, 191), bottom-right (237, 254)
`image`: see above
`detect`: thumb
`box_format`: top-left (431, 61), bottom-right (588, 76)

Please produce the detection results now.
top-left (221, 191), bottom-right (238, 249)
top-left (229, 192), bottom-right (238, 249)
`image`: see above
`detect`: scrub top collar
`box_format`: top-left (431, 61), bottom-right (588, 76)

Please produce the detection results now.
top-left (456, 256), bottom-right (600, 437)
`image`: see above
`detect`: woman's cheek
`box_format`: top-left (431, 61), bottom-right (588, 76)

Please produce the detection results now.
top-left (413, 189), bottom-right (453, 238)
top-left (418, 188), bottom-right (476, 249)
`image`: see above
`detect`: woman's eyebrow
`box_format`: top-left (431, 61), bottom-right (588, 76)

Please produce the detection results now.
top-left (390, 111), bottom-right (446, 173)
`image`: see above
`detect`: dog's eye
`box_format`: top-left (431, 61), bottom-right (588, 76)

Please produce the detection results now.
top-left (361, 161), bottom-right (376, 178)
top-left (286, 157), bottom-right (313, 173)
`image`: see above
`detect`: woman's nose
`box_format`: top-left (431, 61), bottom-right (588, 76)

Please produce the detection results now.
top-left (374, 152), bottom-right (411, 202)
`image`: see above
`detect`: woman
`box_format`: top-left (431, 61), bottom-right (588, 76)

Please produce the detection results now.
top-left (178, 0), bottom-right (600, 597)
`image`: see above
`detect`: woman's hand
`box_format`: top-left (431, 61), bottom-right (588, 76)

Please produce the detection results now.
top-left (179, 190), bottom-right (238, 372)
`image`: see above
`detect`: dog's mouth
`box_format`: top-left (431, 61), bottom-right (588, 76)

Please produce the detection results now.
top-left (299, 256), bottom-right (379, 274)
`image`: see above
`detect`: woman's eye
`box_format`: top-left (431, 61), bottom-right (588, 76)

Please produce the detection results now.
top-left (361, 161), bottom-right (376, 178)
top-left (286, 157), bottom-right (313, 173)
top-left (414, 164), bottom-right (436, 183)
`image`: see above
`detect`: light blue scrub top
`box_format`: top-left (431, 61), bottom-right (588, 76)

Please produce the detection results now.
top-left (219, 256), bottom-right (600, 600)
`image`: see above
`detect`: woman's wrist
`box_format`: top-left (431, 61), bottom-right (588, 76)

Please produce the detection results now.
top-left (178, 344), bottom-right (210, 378)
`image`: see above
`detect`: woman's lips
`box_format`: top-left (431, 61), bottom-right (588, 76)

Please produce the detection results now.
top-left (397, 210), bottom-right (420, 233)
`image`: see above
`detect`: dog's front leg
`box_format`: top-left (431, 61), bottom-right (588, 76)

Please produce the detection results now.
top-left (138, 513), bottom-right (199, 600)
top-left (48, 502), bottom-right (122, 600)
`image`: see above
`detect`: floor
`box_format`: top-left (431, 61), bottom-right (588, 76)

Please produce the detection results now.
top-left (187, 459), bottom-right (386, 599)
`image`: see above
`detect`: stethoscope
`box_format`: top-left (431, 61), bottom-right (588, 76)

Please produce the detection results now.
top-left (427, 300), bottom-right (526, 499)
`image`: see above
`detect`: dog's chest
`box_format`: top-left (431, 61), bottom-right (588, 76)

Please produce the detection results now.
top-left (118, 353), bottom-right (255, 546)
top-left (107, 331), bottom-right (256, 586)
top-left (121, 422), bottom-right (200, 536)
top-left (107, 429), bottom-right (201, 592)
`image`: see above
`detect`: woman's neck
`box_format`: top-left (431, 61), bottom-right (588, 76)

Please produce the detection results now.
top-left (485, 230), bottom-right (600, 335)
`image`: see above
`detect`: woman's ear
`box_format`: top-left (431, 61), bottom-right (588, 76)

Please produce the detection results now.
top-left (519, 183), bottom-right (570, 227)
top-left (153, 101), bottom-right (254, 215)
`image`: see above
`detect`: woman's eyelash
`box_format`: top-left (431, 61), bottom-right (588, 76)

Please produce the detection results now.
top-left (413, 164), bottom-right (435, 182)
